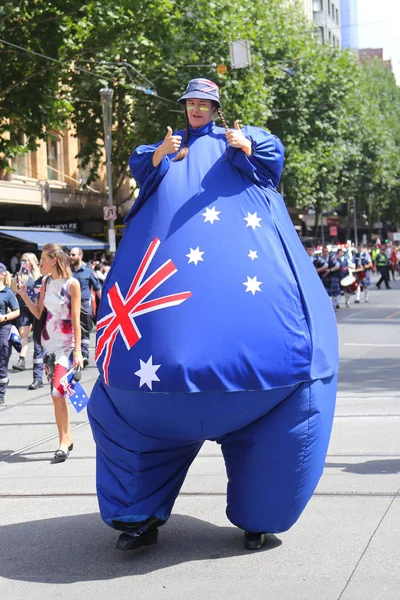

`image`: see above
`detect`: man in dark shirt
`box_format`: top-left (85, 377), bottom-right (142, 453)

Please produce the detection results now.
top-left (69, 247), bottom-right (101, 368)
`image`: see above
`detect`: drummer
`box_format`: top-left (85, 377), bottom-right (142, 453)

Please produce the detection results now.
top-left (354, 243), bottom-right (373, 303)
top-left (337, 248), bottom-right (355, 308)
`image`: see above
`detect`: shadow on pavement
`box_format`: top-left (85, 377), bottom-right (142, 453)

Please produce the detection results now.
top-left (0, 513), bottom-right (281, 583)
top-left (338, 359), bottom-right (400, 394)
top-left (325, 459), bottom-right (400, 475)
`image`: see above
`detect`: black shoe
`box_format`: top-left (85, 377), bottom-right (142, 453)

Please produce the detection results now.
top-left (244, 531), bottom-right (268, 550)
top-left (68, 443), bottom-right (73, 452)
top-left (376, 284), bottom-right (381, 290)
top-left (53, 449), bottom-right (70, 462)
top-left (0, 396), bottom-right (4, 405)
top-left (83, 358), bottom-right (89, 369)
top-left (12, 357), bottom-right (26, 371)
top-left (116, 529), bottom-right (158, 551)
top-left (28, 379), bottom-right (44, 390)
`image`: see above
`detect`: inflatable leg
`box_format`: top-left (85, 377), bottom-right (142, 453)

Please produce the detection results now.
top-left (88, 380), bottom-right (202, 529)
top-left (219, 375), bottom-right (336, 534)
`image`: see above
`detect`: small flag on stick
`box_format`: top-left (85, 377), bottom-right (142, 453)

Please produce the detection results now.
top-left (60, 369), bottom-right (89, 413)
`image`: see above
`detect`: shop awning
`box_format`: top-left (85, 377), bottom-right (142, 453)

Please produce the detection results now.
top-left (0, 227), bottom-right (108, 250)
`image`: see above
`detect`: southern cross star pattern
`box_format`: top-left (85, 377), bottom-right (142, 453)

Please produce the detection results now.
top-left (98, 206), bottom-right (264, 390)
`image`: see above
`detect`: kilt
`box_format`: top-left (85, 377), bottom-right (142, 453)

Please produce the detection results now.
top-left (324, 275), bottom-right (341, 297)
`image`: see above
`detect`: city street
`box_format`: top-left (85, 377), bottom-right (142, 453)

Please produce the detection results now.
top-left (1, 277), bottom-right (400, 600)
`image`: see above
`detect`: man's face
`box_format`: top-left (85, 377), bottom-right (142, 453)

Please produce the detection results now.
top-left (306, 247), bottom-right (314, 256)
top-left (69, 249), bottom-right (81, 267)
top-left (186, 99), bottom-right (214, 129)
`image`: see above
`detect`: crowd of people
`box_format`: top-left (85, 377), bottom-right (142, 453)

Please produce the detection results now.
top-left (0, 246), bottom-right (111, 461)
top-left (305, 240), bottom-right (399, 310)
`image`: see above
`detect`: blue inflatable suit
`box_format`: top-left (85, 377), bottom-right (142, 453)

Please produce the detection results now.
top-left (88, 117), bottom-right (338, 541)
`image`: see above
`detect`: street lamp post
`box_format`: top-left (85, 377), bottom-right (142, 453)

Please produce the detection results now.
top-left (100, 87), bottom-right (115, 256)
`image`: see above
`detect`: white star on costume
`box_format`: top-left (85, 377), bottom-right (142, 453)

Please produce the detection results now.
top-left (202, 206), bottom-right (221, 224)
top-left (134, 356), bottom-right (161, 390)
top-left (248, 250), bottom-right (258, 261)
top-left (244, 212), bottom-right (262, 230)
top-left (186, 247), bottom-right (204, 265)
top-left (243, 276), bottom-right (262, 295)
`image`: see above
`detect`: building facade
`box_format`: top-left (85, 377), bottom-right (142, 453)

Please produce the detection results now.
top-left (313, 0), bottom-right (341, 47)
top-left (0, 126), bottom-right (133, 257)
top-left (340, 0), bottom-right (358, 49)
top-left (359, 48), bottom-right (393, 71)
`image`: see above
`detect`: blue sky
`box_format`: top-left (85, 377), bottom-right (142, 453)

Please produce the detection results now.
top-left (357, 0), bottom-right (400, 82)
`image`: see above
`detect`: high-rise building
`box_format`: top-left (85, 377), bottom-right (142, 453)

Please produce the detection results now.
top-left (340, 0), bottom-right (358, 49)
top-left (313, 0), bottom-right (341, 47)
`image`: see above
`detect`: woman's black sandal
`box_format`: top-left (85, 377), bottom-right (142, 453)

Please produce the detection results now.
top-left (54, 449), bottom-right (70, 462)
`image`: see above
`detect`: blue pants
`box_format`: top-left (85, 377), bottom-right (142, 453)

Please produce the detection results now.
top-left (0, 324), bottom-right (12, 397)
top-left (88, 374), bottom-right (337, 534)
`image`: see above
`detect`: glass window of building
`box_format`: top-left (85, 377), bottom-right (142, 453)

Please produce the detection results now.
top-left (313, 0), bottom-right (323, 12)
top-left (11, 132), bottom-right (30, 177)
top-left (47, 136), bottom-right (63, 181)
top-left (336, 7), bottom-right (339, 24)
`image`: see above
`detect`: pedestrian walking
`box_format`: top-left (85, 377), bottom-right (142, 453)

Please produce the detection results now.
top-left (18, 244), bottom-right (83, 461)
top-left (376, 251), bottom-right (391, 290)
top-left (11, 253), bottom-right (44, 389)
top-left (88, 78), bottom-right (338, 552)
top-left (69, 247), bottom-right (101, 368)
top-left (0, 264), bottom-right (20, 405)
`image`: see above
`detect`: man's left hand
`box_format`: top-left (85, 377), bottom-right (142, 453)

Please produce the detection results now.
top-left (225, 120), bottom-right (252, 155)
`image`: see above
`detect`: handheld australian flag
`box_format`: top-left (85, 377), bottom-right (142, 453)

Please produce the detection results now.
top-left (8, 325), bottom-right (22, 353)
top-left (60, 369), bottom-right (89, 413)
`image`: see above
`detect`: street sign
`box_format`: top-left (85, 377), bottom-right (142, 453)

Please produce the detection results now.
top-left (229, 40), bottom-right (252, 69)
top-left (104, 205), bottom-right (117, 221)
top-left (216, 64), bottom-right (228, 75)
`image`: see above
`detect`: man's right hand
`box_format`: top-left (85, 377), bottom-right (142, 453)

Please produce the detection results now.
top-left (160, 126), bottom-right (182, 155)
top-left (152, 127), bottom-right (182, 167)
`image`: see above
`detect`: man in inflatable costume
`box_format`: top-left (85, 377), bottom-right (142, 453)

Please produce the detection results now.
top-left (88, 78), bottom-right (338, 551)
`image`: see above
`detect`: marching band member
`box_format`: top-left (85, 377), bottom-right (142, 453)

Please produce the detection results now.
top-left (88, 78), bottom-right (338, 552)
top-left (354, 244), bottom-right (373, 303)
top-left (322, 247), bottom-right (341, 309)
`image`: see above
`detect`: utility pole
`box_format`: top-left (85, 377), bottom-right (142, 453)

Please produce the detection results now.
top-left (100, 87), bottom-right (116, 256)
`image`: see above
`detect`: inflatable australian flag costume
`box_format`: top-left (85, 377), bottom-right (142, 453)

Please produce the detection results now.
top-left (88, 79), bottom-right (338, 551)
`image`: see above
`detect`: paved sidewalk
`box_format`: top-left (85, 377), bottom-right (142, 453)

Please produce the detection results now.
top-left (1, 280), bottom-right (400, 599)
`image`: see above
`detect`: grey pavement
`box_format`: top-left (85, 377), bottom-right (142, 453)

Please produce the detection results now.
top-left (1, 275), bottom-right (400, 599)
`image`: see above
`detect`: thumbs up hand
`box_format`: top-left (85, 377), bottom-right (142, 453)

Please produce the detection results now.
top-left (225, 119), bottom-right (252, 155)
top-left (161, 126), bottom-right (182, 155)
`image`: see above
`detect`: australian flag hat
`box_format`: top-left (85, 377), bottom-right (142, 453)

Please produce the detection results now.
top-left (178, 78), bottom-right (221, 107)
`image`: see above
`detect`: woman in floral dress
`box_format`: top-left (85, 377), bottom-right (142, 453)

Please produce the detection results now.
top-left (19, 244), bottom-right (83, 461)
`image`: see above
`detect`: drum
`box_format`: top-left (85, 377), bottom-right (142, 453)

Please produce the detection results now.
top-left (340, 275), bottom-right (358, 294)
top-left (356, 270), bottom-right (366, 281)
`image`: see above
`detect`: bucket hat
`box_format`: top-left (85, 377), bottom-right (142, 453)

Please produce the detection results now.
top-left (178, 78), bottom-right (221, 107)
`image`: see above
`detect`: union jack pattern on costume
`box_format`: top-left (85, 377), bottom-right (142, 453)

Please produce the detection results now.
top-left (95, 237), bottom-right (192, 385)
top-left (198, 78), bottom-right (220, 96)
